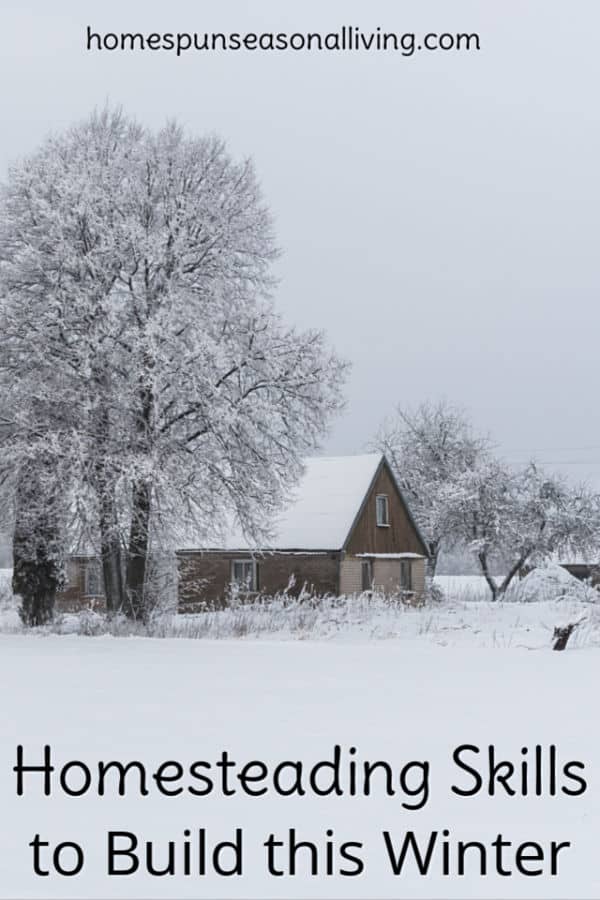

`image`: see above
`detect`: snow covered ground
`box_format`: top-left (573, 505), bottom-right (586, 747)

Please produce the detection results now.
top-left (0, 570), bottom-right (598, 897)
top-left (0, 633), bottom-right (598, 899)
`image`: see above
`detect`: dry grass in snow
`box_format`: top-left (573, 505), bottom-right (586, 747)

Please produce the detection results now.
top-left (0, 569), bottom-right (597, 650)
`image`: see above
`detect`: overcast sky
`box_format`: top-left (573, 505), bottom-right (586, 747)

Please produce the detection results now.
top-left (1, 0), bottom-right (599, 484)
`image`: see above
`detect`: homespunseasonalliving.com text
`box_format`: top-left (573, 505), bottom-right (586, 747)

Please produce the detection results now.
top-left (85, 25), bottom-right (481, 57)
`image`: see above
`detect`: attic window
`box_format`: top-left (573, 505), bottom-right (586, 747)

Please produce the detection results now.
top-left (376, 494), bottom-right (389, 527)
top-left (232, 560), bottom-right (258, 592)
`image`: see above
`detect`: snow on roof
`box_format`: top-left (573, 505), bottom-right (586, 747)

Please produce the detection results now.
top-left (181, 453), bottom-right (383, 552)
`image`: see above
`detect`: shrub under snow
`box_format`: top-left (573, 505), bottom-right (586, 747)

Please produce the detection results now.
top-left (513, 563), bottom-right (599, 604)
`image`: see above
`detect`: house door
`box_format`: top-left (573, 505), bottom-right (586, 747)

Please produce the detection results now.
top-left (400, 560), bottom-right (413, 592)
top-left (361, 560), bottom-right (373, 592)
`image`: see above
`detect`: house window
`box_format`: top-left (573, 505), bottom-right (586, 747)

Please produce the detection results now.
top-left (231, 559), bottom-right (258, 592)
top-left (84, 559), bottom-right (104, 597)
top-left (400, 560), bottom-right (413, 592)
top-left (361, 560), bottom-right (373, 592)
top-left (376, 494), bottom-right (389, 527)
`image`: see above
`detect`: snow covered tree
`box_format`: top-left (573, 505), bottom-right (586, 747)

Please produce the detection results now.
top-left (109, 121), bottom-right (347, 617)
top-left (375, 401), bottom-right (600, 595)
top-left (12, 454), bottom-right (65, 625)
top-left (0, 357), bottom-right (72, 623)
top-left (439, 456), bottom-right (516, 600)
top-left (0, 108), bottom-right (347, 620)
top-left (373, 400), bottom-right (492, 575)
top-left (0, 109), bottom-right (144, 614)
top-left (443, 459), bottom-right (600, 600)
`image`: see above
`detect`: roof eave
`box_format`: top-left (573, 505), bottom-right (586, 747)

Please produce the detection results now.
top-left (176, 547), bottom-right (342, 555)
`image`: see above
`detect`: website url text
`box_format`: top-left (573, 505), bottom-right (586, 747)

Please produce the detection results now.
top-left (86, 26), bottom-right (481, 58)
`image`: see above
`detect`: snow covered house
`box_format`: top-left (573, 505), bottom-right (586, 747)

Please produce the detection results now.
top-left (177, 453), bottom-right (429, 610)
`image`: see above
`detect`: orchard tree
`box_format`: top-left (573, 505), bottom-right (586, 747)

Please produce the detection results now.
top-left (443, 459), bottom-right (600, 600)
top-left (0, 108), bottom-right (347, 621)
top-left (373, 400), bottom-right (492, 575)
top-left (439, 457), bottom-right (516, 600)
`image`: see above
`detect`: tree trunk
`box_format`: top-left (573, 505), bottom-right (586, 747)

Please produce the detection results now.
top-left (427, 540), bottom-right (441, 578)
top-left (92, 402), bottom-right (125, 613)
top-left (12, 462), bottom-right (62, 626)
top-left (478, 550), bottom-right (498, 601)
top-left (497, 552), bottom-right (530, 600)
top-left (123, 365), bottom-right (154, 621)
top-left (552, 617), bottom-right (585, 650)
top-left (552, 624), bottom-right (576, 650)
top-left (124, 478), bottom-right (152, 620)
top-left (98, 488), bottom-right (124, 615)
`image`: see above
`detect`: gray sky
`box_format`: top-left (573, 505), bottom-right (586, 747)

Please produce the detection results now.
top-left (1, 0), bottom-right (599, 484)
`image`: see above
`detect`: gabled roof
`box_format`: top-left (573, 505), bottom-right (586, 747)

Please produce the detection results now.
top-left (180, 453), bottom-right (384, 552)
top-left (179, 452), bottom-right (429, 554)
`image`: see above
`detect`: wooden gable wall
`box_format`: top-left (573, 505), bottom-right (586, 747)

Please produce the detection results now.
top-left (344, 462), bottom-right (427, 556)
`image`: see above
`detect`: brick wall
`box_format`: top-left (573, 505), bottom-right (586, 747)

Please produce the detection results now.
top-left (372, 557), bottom-right (426, 600)
top-left (339, 557), bottom-right (364, 594)
top-left (413, 558), bottom-right (426, 597)
top-left (177, 551), bottom-right (340, 611)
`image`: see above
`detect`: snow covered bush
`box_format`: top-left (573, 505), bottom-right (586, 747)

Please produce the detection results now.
top-left (512, 563), bottom-right (599, 604)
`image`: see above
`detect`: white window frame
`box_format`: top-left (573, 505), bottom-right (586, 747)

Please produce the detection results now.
top-left (84, 559), bottom-right (104, 597)
top-left (376, 493), bottom-right (390, 527)
top-left (231, 559), bottom-right (258, 592)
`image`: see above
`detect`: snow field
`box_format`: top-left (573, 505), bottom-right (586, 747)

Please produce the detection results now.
top-left (0, 634), bottom-right (599, 898)
top-left (0, 569), bottom-right (598, 896)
